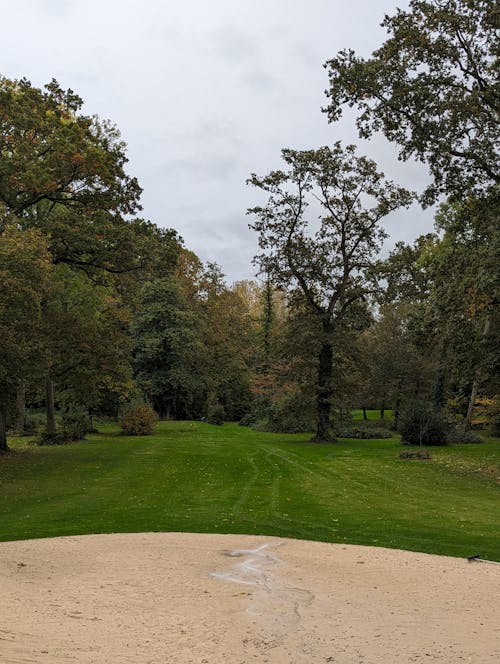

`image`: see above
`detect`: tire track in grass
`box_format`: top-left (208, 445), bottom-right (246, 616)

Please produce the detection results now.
top-left (262, 449), bottom-right (332, 536)
top-left (232, 453), bottom-right (260, 518)
top-left (230, 445), bottom-right (320, 536)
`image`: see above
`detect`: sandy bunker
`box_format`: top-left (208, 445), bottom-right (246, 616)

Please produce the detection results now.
top-left (1, 532), bottom-right (499, 663)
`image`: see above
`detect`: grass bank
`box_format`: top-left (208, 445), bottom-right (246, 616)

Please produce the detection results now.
top-left (1, 421), bottom-right (498, 558)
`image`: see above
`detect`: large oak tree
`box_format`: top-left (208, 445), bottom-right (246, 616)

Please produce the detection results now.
top-left (248, 143), bottom-right (413, 441)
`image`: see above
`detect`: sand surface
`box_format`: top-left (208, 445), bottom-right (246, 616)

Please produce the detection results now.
top-left (1, 533), bottom-right (499, 663)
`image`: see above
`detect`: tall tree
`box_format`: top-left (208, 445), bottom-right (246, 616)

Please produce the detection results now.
top-left (1, 76), bottom-right (182, 433)
top-left (324, 0), bottom-right (499, 203)
top-left (430, 192), bottom-right (499, 427)
top-left (0, 225), bottom-right (51, 449)
top-left (248, 143), bottom-right (413, 441)
top-left (132, 278), bottom-right (205, 419)
top-left (0, 77), bottom-right (141, 219)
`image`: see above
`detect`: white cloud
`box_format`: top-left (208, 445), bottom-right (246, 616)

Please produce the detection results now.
top-left (1, 0), bottom-right (435, 282)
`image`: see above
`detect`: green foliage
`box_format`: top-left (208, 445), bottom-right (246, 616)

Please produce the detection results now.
top-left (238, 413), bottom-right (257, 427)
top-left (337, 426), bottom-right (393, 440)
top-left (399, 401), bottom-right (448, 446)
top-left (206, 403), bottom-right (226, 426)
top-left (256, 391), bottom-right (315, 434)
top-left (36, 431), bottom-right (72, 446)
top-left (0, 76), bottom-right (141, 218)
top-left (132, 278), bottom-right (205, 418)
top-left (248, 143), bottom-right (413, 441)
top-left (324, 0), bottom-right (499, 202)
top-left (35, 408), bottom-right (91, 445)
top-left (431, 195), bottom-right (499, 404)
top-left (23, 414), bottom-right (42, 436)
top-left (120, 404), bottom-right (157, 436)
top-left (446, 431), bottom-right (484, 445)
top-left (61, 409), bottom-right (91, 442)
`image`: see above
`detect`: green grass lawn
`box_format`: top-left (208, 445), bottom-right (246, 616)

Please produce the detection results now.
top-left (351, 408), bottom-right (393, 421)
top-left (1, 421), bottom-right (498, 559)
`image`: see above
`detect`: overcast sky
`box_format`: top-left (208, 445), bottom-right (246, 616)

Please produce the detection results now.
top-left (2, 0), bottom-right (435, 283)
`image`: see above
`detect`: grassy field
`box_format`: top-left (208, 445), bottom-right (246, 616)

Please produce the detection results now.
top-left (0, 421), bottom-right (498, 558)
top-left (350, 408), bottom-right (393, 421)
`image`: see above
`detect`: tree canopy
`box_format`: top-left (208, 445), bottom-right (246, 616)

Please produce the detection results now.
top-left (324, 0), bottom-right (499, 203)
top-left (0, 77), bottom-right (141, 218)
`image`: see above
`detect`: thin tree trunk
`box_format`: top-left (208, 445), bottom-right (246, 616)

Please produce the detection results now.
top-left (465, 315), bottom-right (491, 432)
top-left (465, 379), bottom-right (479, 432)
top-left (262, 277), bottom-right (273, 372)
top-left (312, 320), bottom-right (335, 442)
top-left (362, 406), bottom-right (367, 420)
top-left (0, 406), bottom-right (8, 451)
top-left (16, 381), bottom-right (25, 435)
top-left (380, 395), bottom-right (386, 420)
top-left (45, 376), bottom-right (56, 434)
top-left (432, 342), bottom-right (447, 412)
top-left (393, 378), bottom-right (404, 431)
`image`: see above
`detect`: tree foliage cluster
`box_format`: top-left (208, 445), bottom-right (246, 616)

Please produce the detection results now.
top-left (0, 77), bottom-right (256, 448)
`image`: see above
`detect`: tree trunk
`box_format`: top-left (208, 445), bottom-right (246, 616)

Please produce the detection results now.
top-left (16, 381), bottom-right (25, 435)
top-left (0, 406), bottom-right (8, 451)
top-left (432, 342), bottom-right (447, 412)
top-left (465, 315), bottom-right (491, 432)
top-left (45, 376), bottom-right (56, 434)
top-left (362, 406), bottom-right (367, 421)
top-left (380, 394), bottom-right (386, 420)
top-left (262, 277), bottom-right (273, 372)
top-left (393, 379), bottom-right (404, 431)
top-left (312, 320), bottom-right (335, 442)
top-left (465, 379), bottom-right (479, 432)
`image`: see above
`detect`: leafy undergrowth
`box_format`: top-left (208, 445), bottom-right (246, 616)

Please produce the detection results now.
top-left (1, 421), bottom-right (499, 560)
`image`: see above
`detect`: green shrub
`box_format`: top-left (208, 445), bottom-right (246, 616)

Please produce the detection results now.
top-left (254, 392), bottom-right (315, 434)
top-left (61, 409), bottom-right (91, 441)
top-left (446, 430), bottom-right (484, 444)
top-left (399, 401), bottom-right (448, 446)
top-left (239, 413), bottom-right (256, 427)
top-left (23, 415), bottom-right (40, 435)
top-left (337, 426), bottom-right (393, 439)
top-left (36, 431), bottom-right (72, 446)
top-left (120, 404), bottom-right (157, 435)
top-left (206, 403), bottom-right (226, 426)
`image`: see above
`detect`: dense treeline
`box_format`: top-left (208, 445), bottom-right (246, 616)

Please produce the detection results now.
top-left (0, 0), bottom-right (498, 449)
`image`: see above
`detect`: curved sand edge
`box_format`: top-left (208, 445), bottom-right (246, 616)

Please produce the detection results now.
top-left (1, 532), bottom-right (498, 663)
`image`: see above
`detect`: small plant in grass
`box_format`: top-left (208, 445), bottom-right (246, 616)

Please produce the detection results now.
top-left (120, 404), bottom-right (157, 435)
top-left (36, 431), bottom-right (72, 446)
top-left (399, 449), bottom-right (431, 460)
top-left (399, 400), bottom-right (448, 446)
